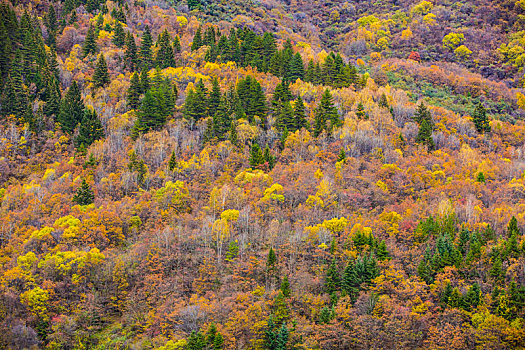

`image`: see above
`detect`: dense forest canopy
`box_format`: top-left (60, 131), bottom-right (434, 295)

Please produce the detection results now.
top-left (1, 0), bottom-right (525, 349)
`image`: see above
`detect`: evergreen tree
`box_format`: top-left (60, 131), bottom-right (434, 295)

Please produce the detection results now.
top-left (280, 276), bottom-right (291, 297)
top-left (356, 102), bottom-right (367, 119)
top-left (139, 26), bottom-right (153, 70)
top-left (0, 70), bottom-right (31, 122)
top-left (342, 260), bottom-right (360, 302)
top-left (229, 120), bottom-right (238, 146)
top-left (188, 0), bottom-right (202, 11)
top-left (183, 80), bottom-right (208, 123)
top-left (314, 89), bottom-right (340, 137)
top-left (132, 89), bottom-right (166, 137)
top-left (140, 67), bottom-right (150, 93)
top-left (507, 216), bottom-right (519, 237)
top-left (186, 331), bottom-right (206, 350)
top-left (112, 20), bottom-right (125, 48)
top-left (376, 240), bottom-right (389, 261)
top-left (45, 5), bottom-right (57, 49)
top-left (476, 171), bottom-right (486, 183)
top-left (127, 72), bottom-right (141, 110)
top-left (208, 77), bottom-right (221, 117)
top-left (472, 103), bottom-right (490, 133)
top-left (287, 52), bottom-right (304, 81)
top-left (168, 150), bottom-right (178, 172)
top-left (124, 32), bottom-right (138, 71)
top-left (275, 100), bottom-right (294, 132)
top-left (155, 29), bottom-right (175, 69)
top-left (263, 145), bottom-right (275, 170)
top-left (57, 81), bottom-right (85, 134)
top-left (236, 75), bottom-right (267, 126)
top-left (293, 95), bottom-right (308, 131)
top-left (212, 96), bottom-right (231, 140)
top-left (72, 179), bottom-right (95, 205)
top-left (250, 143), bottom-right (265, 168)
top-left (191, 25), bottom-right (203, 51)
top-left (173, 35), bottom-right (181, 54)
top-left (416, 118), bottom-right (435, 151)
top-left (378, 93), bottom-right (389, 109)
top-left (413, 102), bottom-right (432, 125)
top-left (93, 53), bottom-right (110, 89)
top-left (325, 258), bottom-right (340, 294)
top-left (82, 24), bottom-right (97, 58)
top-left (337, 147), bottom-right (346, 163)
top-left (75, 108), bottom-right (104, 148)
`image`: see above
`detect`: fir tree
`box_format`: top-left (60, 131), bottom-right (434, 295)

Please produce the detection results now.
top-left (280, 275), bottom-right (291, 298)
top-left (472, 103), bottom-right (490, 133)
top-left (82, 24), bottom-right (97, 58)
top-left (72, 179), bottom-right (95, 205)
top-left (75, 108), bottom-right (104, 148)
top-left (267, 247), bottom-right (277, 270)
top-left (236, 75), bottom-right (267, 126)
top-left (476, 171), bottom-right (486, 183)
top-left (168, 150), bottom-right (178, 172)
top-left (416, 118), bottom-right (435, 151)
top-left (139, 26), bottom-right (153, 70)
top-left (275, 100), bottom-right (294, 132)
top-left (155, 29), bottom-right (175, 69)
top-left (325, 258), bottom-right (340, 294)
top-left (191, 25), bottom-right (203, 51)
top-left (124, 32), bottom-right (138, 71)
top-left (376, 240), bottom-right (389, 261)
top-left (337, 148), bottom-right (346, 163)
top-left (263, 145), bottom-right (275, 170)
top-left (127, 72), bottom-right (141, 110)
top-left (46, 5), bottom-right (57, 49)
top-left (250, 143), bottom-right (265, 168)
top-left (188, 0), bottom-right (202, 11)
top-left (356, 102), bottom-right (367, 119)
top-left (183, 80), bottom-right (208, 123)
top-left (208, 77), bottom-right (221, 117)
top-left (112, 20), bottom-right (125, 48)
top-left (132, 89), bottom-right (165, 137)
top-left (293, 95), bottom-right (308, 131)
top-left (507, 216), bottom-right (520, 237)
top-left (287, 52), bottom-right (304, 81)
top-left (93, 54), bottom-right (110, 89)
top-left (212, 96), bottom-right (231, 140)
top-left (314, 89), bottom-right (340, 137)
top-left (229, 120), bottom-right (238, 146)
top-left (413, 102), bottom-right (432, 125)
top-left (140, 67), bottom-right (150, 93)
top-left (378, 93), bottom-right (389, 109)
top-left (57, 81), bottom-right (85, 134)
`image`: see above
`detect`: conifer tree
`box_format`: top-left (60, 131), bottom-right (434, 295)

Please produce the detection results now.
top-left (250, 143), bottom-right (265, 168)
top-left (155, 29), bottom-right (175, 69)
top-left (263, 145), bottom-right (275, 170)
top-left (112, 21), bottom-right (125, 48)
top-left (139, 26), bottom-right (153, 70)
top-left (293, 95), bottom-right (308, 131)
top-left (183, 80), bottom-right (208, 123)
top-left (75, 108), bottom-right (104, 148)
top-left (472, 103), bottom-right (491, 133)
top-left (236, 75), bottom-right (267, 126)
top-left (413, 102), bottom-right (431, 125)
top-left (275, 100), bottom-right (294, 132)
top-left (73, 179), bottom-right (95, 205)
top-left (82, 24), bottom-right (97, 58)
top-left (356, 102), bottom-right (367, 119)
top-left (0, 70), bottom-right (31, 122)
top-left (507, 216), bottom-right (520, 237)
top-left (280, 276), bottom-right (291, 297)
top-left (191, 25), bottom-right (203, 51)
top-left (416, 118), bottom-right (435, 151)
top-left (314, 89), bottom-right (340, 137)
top-left (378, 93), bottom-right (389, 109)
top-left (132, 89), bottom-right (165, 137)
top-left (208, 77), bottom-right (221, 117)
top-left (57, 81), bottom-right (84, 134)
top-left (127, 72), bottom-right (141, 110)
top-left (337, 147), bottom-right (346, 163)
top-left (287, 52), bottom-right (304, 81)
top-left (124, 32), bottom-right (138, 71)
top-left (212, 96), bottom-right (231, 140)
top-left (376, 240), bottom-right (389, 261)
top-left (43, 75), bottom-right (61, 118)
top-left (229, 120), bottom-right (238, 146)
top-left (188, 0), bottom-right (202, 11)
top-left (168, 150), bottom-right (178, 172)
top-left (173, 35), bottom-right (181, 54)
top-left (325, 258), bottom-right (340, 294)
top-left (46, 5), bottom-right (57, 49)
top-left (93, 53), bottom-right (110, 89)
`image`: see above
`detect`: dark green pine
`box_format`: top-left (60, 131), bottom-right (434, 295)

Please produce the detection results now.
top-left (287, 52), bottom-right (304, 81)
top-left (472, 103), bottom-right (491, 133)
top-left (124, 32), bottom-right (138, 71)
top-left (416, 118), bottom-right (435, 151)
top-left (73, 179), bottom-right (95, 205)
top-left (57, 81), bottom-right (85, 134)
top-left (275, 100), bottom-right (294, 132)
top-left (191, 25), bottom-right (203, 52)
top-left (93, 54), bottom-right (110, 89)
top-left (293, 95), bottom-right (308, 131)
top-left (127, 72), bottom-right (141, 110)
top-left (314, 89), bottom-right (340, 137)
top-left (208, 77), bottom-right (221, 117)
top-left (112, 20), bottom-right (125, 48)
top-left (75, 108), bottom-right (104, 149)
top-left (155, 29), bottom-right (175, 69)
top-left (82, 24), bottom-right (98, 58)
top-left (183, 79), bottom-right (208, 123)
top-left (250, 143), bottom-right (265, 168)
top-left (132, 89), bottom-right (165, 137)
top-left (139, 26), bottom-right (153, 70)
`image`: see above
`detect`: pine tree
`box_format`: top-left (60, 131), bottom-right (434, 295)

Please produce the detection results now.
top-left (173, 35), bottom-right (181, 54)
top-left (183, 80), bottom-right (208, 123)
top-left (416, 118), bottom-right (435, 151)
top-left (208, 77), bottom-right (221, 117)
top-left (112, 21), bottom-right (125, 48)
top-left (127, 72), bottom-right (141, 110)
top-left (250, 143), bottom-right (265, 168)
top-left (476, 171), bottom-right (486, 183)
top-left (507, 216), bottom-right (520, 237)
top-left (236, 75), bottom-right (267, 126)
top-left (413, 102), bottom-right (432, 125)
top-left (263, 145), bottom-right (275, 170)
top-left (280, 276), bottom-right (291, 297)
top-left (356, 102), bottom-right (367, 119)
top-left (472, 103), bottom-right (490, 133)
top-left (229, 120), bottom-right (238, 146)
top-left (57, 81), bottom-right (85, 134)
top-left (139, 26), bottom-right (153, 70)
top-left (287, 52), bottom-right (304, 81)
top-left (124, 32), bottom-right (138, 71)
top-left (293, 95), bottom-right (308, 131)
top-left (82, 24), bottom-right (97, 58)
top-left (132, 89), bottom-right (165, 137)
top-left (139, 67), bottom-right (150, 93)
top-left (267, 247), bottom-right (277, 270)
top-left (275, 100), bottom-right (294, 132)
top-left (93, 54), bottom-right (110, 89)
top-left (155, 29), bottom-right (175, 69)
top-left (168, 151), bottom-right (178, 172)
top-left (325, 258), bottom-right (340, 294)
top-left (314, 89), bottom-right (340, 137)
top-left (188, 0), bottom-right (202, 11)
top-left (191, 25), bottom-right (203, 51)
top-left (342, 261), bottom-right (360, 302)
top-left (376, 240), bottom-right (389, 260)
top-left (212, 96), bottom-right (231, 140)
top-left (378, 93), bottom-right (389, 108)
top-left (337, 148), bottom-right (346, 163)
top-left (72, 179), bottom-right (95, 205)
top-left (46, 4), bottom-right (57, 49)
top-left (75, 108), bottom-right (104, 148)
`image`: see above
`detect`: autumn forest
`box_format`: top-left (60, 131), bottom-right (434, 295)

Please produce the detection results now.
top-left (1, 0), bottom-right (525, 349)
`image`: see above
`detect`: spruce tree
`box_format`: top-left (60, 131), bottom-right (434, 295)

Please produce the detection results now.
top-left (507, 216), bottom-right (520, 237)
top-left (132, 89), bottom-right (165, 137)
top-left (75, 108), bottom-right (104, 148)
top-left (168, 150), bottom-right (178, 172)
top-left (124, 32), bottom-right (138, 71)
top-left (287, 52), bottom-right (304, 81)
top-left (293, 95), bottom-right (308, 131)
top-left (314, 89), bottom-right (340, 137)
top-left (212, 96), bottom-right (231, 140)
top-left (155, 29), bottom-right (175, 69)
top-left (191, 25), bottom-right (203, 51)
top-left (229, 120), bottom-right (238, 146)
top-left (275, 100), bottom-right (294, 132)
top-left (127, 72), bottom-right (141, 110)
top-left (413, 102), bottom-right (431, 125)
top-left (337, 148), bottom-right (346, 163)
top-left (208, 77), bottom-right (221, 117)
top-left (263, 145), bottom-right (275, 170)
top-left (250, 143), bottom-right (265, 168)
top-left (139, 26), bottom-right (153, 70)
top-left (183, 80), bottom-right (208, 123)
top-left (376, 240), bottom-right (389, 261)
top-left (82, 24), bottom-right (97, 58)
top-left (112, 21), bottom-right (125, 48)
top-left (356, 102), bottom-right (367, 119)
top-left (73, 179), bottom-right (95, 205)
top-left (140, 67), bottom-right (150, 93)
top-left (416, 118), bottom-right (435, 151)
top-left (57, 81), bottom-right (85, 134)
top-left (280, 276), bottom-right (291, 298)
top-left (93, 54), bottom-right (110, 89)
top-left (46, 4), bottom-right (57, 49)
top-left (188, 0), bottom-right (202, 11)
top-left (472, 103), bottom-right (491, 133)
top-left (325, 258), bottom-right (340, 294)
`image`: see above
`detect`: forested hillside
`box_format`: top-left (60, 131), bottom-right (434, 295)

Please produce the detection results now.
top-left (1, 0), bottom-right (525, 349)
